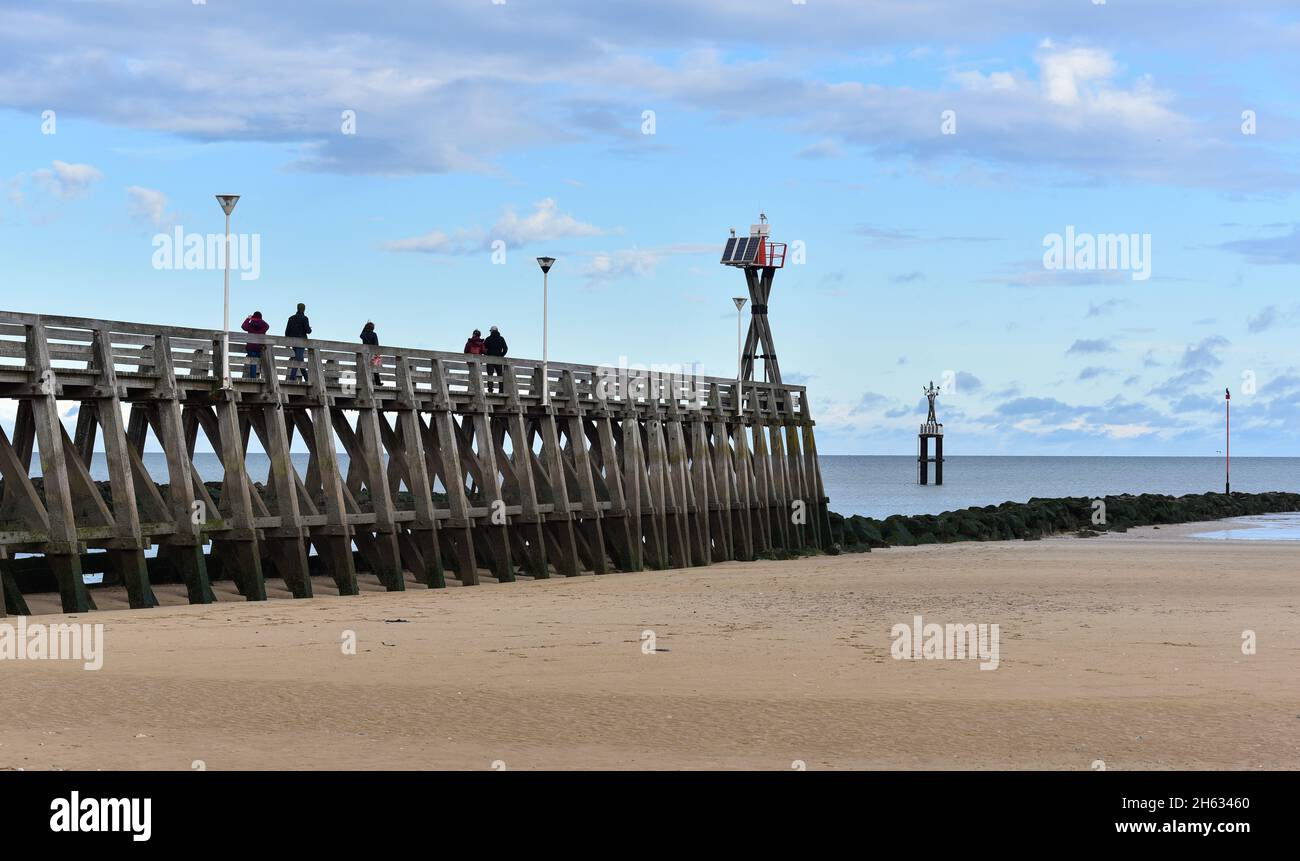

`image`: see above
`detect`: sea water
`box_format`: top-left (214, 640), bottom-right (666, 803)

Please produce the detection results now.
top-left (68, 453), bottom-right (1300, 534)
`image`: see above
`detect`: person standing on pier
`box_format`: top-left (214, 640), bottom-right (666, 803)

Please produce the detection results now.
top-left (284, 302), bottom-right (312, 382)
top-left (241, 311), bottom-right (270, 379)
top-left (484, 325), bottom-right (508, 393)
top-left (360, 321), bottom-right (382, 386)
top-left (463, 329), bottom-right (486, 395)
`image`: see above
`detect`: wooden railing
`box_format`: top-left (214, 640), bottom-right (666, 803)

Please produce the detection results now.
top-left (0, 310), bottom-right (806, 419)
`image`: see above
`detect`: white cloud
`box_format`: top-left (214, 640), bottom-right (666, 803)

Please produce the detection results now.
top-left (125, 185), bottom-right (173, 228)
top-left (1037, 42), bottom-right (1116, 107)
top-left (952, 70), bottom-right (1022, 92)
top-left (33, 160), bottom-right (103, 198)
top-left (580, 248), bottom-right (660, 282)
top-left (3, 160), bottom-right (103, 222)
top-left (384, 199), bottom-right (606, 255)
top-left (796, 139), bottom-right (844, 159)
top-left (382, 228), bottom-right (466, 255)
top-left (18, 160), bottom-right (103, 201)
top-left (631, 41), bottom-right (1258, 190)
top-left (493, 198), bottom-right (604, 246)
top-left (578, 243), bottom-right (715, 286)
top-left (0, 4), bottom-right (1291, 189)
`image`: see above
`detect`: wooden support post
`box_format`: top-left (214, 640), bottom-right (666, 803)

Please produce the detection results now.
top-left (249, 347), bottom-right (312, 598)
top-left (72, 403), bottom-right (97, 468)
top-left (534, 410), bottom-right (581, 577)
top-left (647, 418), bottom-right (688, 568)
top-left (305, 347), bottom-right (358, 595)
top-left (620, 416), bottom-right (654, 570)
top-left (349, 347), bottom-right (405, 591)
top-left (212, 395), bottom-right (267, 601)
top-left (594, 414), bottom-right (637, 572)
top-left (427, 399), bottom-right (479, 584)
top-left (806, 431), bottom-right (826, 554)
top-left (0, 418), bottom-right (49, 557)
top-left (392, 356), bottom-right (446, 588)
top-left (710, 418), bottom-right (737, 562)
top-left (12, 400), bottom-right (34, 468)
top-left (467, 409), bottom-right (514, 582)
top-left (125, 405), bottom-right (150, 456)
top-left (25, 321), bottom-right (94, 612)
top-left (751, 420), bottom-right (780, 555)
top-left (146, 336), bottom-right (215, 603)
top-left (107, 550), bottom-right (156, 609)
top-left (730, 419), bottom-right (756, 561)
top-left (560, 373), bottom-right (607, 574)
top-left (171, 544), bottom-right (213, 605)
top-left (802, 423), bottom-right (834, 552)
top-left (935, 435), bottom-right (944, 486)
top-left (767, 420), bottom-right (796, 552)
top-left (784, 422), bottom-right (812, 550)
top-left (686, 419), bottom-right (713, 565)
top-left (498, 363), bottom-right (548, 579)
top-left (47, 555), bottom-right (92, 613)
top-left (413, 357), bottom-right (475, 584)
top-left (666, 415), bottom-right (698, 566)
top-left (0, 547), bottom-right (31, 616)
top-left (91, 328), bottom-right (158, 608)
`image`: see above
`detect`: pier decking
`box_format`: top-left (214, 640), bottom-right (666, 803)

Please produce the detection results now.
top-left (0, 310), bottom-right (831, 614)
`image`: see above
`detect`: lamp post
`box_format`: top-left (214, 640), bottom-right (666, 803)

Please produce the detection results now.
top-left (733, 297), bottom-right (747, 411)
top-left (1225, 387), bottom-right (1231, 494)
top-left (537, 256), bottom-right (556, 406)
top-left (215, 194), bottom-right (240, 389)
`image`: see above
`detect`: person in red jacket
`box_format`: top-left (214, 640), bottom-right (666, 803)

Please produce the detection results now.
top-left (241, 311), bottom-right (270, 379)
top-left (464, 329), bottom-right (485, 355)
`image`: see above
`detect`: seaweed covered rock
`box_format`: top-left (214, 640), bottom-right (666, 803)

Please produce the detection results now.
top-left (827, 491), bottom-right (1300, 554)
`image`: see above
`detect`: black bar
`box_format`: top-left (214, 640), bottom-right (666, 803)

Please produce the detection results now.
top-left (2, 771), bottom-right (1285, 847)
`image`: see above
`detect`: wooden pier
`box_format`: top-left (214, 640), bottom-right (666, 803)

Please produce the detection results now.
top-left (0, 310), bottom-right (832, 614)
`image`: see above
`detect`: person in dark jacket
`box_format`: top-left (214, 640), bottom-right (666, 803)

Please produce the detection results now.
top-left (360, 321), bottom-right (381, 387)
top-left (241, 311), bottom-right (270, 379)
top-left (284, 302), bottom-right (312, 382)
top-left (484, 325), bottom-right (507, 393)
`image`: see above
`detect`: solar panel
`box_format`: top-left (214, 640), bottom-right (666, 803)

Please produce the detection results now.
top-left (734, 237), bottom-right (752, 263)
top-left (721, 235), bottom-right (765, 266)
top-left (721, 237), bottom-right (738, 264)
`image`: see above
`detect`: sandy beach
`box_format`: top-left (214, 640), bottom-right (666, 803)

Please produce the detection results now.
top-left (2, 523), bottom-right (1297, 771)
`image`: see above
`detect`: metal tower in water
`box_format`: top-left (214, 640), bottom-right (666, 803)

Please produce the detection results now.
top-left (918, 380), bottom-right (944, 485)
top-left (721, 213), bottom-right (787, 384)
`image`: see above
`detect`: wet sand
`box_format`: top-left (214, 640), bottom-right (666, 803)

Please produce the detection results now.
top-left (2, 523), bottom-right (1297, 770)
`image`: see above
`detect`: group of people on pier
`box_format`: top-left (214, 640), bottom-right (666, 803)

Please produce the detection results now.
top-left (239, 304), bottom-right (508, 389)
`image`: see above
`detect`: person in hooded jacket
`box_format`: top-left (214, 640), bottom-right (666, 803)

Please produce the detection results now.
top-left (241, 311), bottom-right (270, 379)
top-left (284, 302), bottom-right (312, 382)
top-left (361, 321), bottom-right (382, 387)
top-left (484, 325), bottom-right (508, 393)
top-left (464, 329), bottom-right (485, 355)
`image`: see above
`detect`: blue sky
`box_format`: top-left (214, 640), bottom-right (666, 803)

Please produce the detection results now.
top-left (2, 0), bottom-right (1299, 455)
